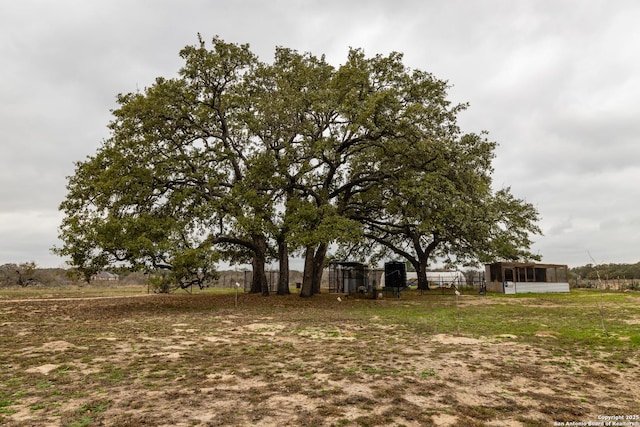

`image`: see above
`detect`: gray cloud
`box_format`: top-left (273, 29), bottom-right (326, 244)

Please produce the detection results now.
top-left (2, 0), bottom-right (639, 268)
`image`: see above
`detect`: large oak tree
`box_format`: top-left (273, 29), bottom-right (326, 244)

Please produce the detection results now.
top-left (55, 36), bottom-right (541, 294)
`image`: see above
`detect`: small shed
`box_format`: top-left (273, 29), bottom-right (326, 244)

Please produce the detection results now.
top-left (485, 262), bottom-right (569, 294)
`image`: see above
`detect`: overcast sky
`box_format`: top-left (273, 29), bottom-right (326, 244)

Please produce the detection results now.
top-left (2, 0), bottom-right (639, 269)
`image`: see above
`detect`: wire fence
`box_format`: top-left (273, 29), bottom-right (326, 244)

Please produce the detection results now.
top-left (572, 277), bottom-right (640, 291)
top-left (234, 269), bottom-right (489, 293)
top-left (217, 269), bottom-right (640, 294)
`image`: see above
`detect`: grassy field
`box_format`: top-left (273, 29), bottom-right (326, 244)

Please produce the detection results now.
top-left (0, 287), bottom-right (639, 426)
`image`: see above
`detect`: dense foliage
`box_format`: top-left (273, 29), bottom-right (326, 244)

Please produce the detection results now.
top-left (54, 36), bottom-right (541, 295)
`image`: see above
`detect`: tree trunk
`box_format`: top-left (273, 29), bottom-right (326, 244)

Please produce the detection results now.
top-left (311, 242), bottom-right (328, 295)
top-left (415, 259), bottom-right (431, 291)
top-left (250, 234), bottom-right (269, 296)
top-left (300, 243), bottom-right (328, 297)
top-left (300, 245), bottom-right (315, 298)
top-left (276, 235), bottom-right (290, 295)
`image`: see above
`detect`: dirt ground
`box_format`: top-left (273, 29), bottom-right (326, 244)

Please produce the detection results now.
top-left (1, 290), bottom-right (639, 426)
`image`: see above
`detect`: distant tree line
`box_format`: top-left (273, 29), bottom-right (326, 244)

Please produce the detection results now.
top-left (570, 262), bottom-right (640, 281)
top-left (0, 263), bottom-right (39, 287)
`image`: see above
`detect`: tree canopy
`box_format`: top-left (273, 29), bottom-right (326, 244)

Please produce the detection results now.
top-left (55, 35), bottom-right (541, 294)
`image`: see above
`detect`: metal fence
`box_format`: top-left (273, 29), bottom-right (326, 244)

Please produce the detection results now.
top-left (240, 270), bottom-right (280, 293)
top-left (230, 269), bottom-right (489, 293)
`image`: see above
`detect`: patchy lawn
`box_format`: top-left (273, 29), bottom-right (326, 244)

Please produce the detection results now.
top-left (1, 288), bottom-right (639, 426)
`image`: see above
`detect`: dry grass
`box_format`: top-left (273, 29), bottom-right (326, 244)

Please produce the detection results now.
top-left (0, 288), bottom-right (639, 426)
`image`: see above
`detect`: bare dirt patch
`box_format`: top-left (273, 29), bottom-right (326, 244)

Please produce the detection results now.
top-left (0, 290), bottom-right (638, 426)
top-left (24, 364), bottom-right (59, 375)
